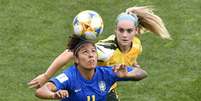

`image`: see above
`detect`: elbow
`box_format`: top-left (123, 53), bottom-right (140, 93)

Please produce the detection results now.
top-left (35, 88), bottom-right (41, 98)
top-left (134, 69), bottom-right (148, 81)
top-left (141, 70), bottom-right (148, 79)
top-left (35, 88), bottom-right (46, 99)
top-left (34, 82), bottom-right (55, 99)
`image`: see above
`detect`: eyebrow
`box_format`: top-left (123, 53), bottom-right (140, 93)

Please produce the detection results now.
top-left (118, 27), bottom-right (135, 29)
top-left (80, 47), bottom-right (96, 51)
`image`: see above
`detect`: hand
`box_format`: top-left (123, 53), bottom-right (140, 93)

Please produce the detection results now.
top-left (52, 90), bottom-right (69, 99)
top-left (28, 73), bottom-right (49, 89)
top-left (113, 64), bottom-right (128, 78)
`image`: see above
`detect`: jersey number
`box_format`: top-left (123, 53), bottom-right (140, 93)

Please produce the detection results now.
top-left (87, 95), bottom-right (95, 101)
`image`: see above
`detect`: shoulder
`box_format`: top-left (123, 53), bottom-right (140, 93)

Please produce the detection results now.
top-left (96, 34), bottom-right (117, 61)
top-left (96, 34), bottom-right (117, 48)
top-left (53, 65), bottom-right (76, 83)
top-left (95, 66), bottom-right (117, 83)
top-left (132, 36), bottom-right (142, 50)
top-left (63, 65), bottom-right (78, 78)
top-left (54, 65), bottom-right (77, 84)
top-left (63, 65), bottom-right (76, 74)
top-left (132, 36), bottom-right (141, 45)
top-left (49, 66), bottom-right (77, 90)
top-left (96, 66), bottom-right (114, 74)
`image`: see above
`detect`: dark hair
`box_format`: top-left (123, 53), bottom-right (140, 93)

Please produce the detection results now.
top-left (67, 35), bottom-right (95, 57)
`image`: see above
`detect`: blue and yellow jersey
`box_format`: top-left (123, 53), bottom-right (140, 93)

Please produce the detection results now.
top-left (50, 65), bottom-right (134, 101)
top-left (96, 34), bottom-right (142, 66)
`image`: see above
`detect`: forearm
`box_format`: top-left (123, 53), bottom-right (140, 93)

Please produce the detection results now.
top-left (127, 68), bottom-right (147, 81)
top-left (45, 50), bottom-right (73, 79)
top-left (28, 50), bottom-right (73, 89)
top-left (35, 82), bottom-right (57, 99)
top-left (132, 63), bottom-right (141, 68)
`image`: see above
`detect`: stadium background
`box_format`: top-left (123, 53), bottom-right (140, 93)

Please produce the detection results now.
top-left (0, 0), bottom-right (201, 101)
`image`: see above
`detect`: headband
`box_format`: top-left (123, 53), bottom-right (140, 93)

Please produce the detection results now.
top-left (73, 38), bottom-right (94, 56)
top-left (116, 12), bottom-right (139, 27)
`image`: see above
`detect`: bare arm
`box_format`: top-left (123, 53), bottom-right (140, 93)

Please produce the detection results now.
top-left (28, 49), bottom-right (73, 88)
top-left (126, 67), bottom-right (147, 81)
top-left (113, 64), bottom-right (147, 81)
top-left (45, 50), bottom-right (73, 79)
top-left (35, 82), bottom-right (68, 99)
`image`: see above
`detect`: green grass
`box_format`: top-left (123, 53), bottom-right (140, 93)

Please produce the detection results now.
top-left (1, 0), bottom-right (201, 101)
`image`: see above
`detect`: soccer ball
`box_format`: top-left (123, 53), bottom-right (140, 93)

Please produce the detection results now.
top-left (73, 10), bottom-right (104, 40)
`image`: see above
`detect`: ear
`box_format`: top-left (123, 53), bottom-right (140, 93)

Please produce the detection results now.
top-left (135, 27), bottom-right (139, 32)
top-left (114, 27), bottom-right (117, 33)
top-left (135, 27), bottom-right (140, 36)
top-left (74, 56), bottom-right (79, 64)
top-left (115, 27), bottom-right (118, 36)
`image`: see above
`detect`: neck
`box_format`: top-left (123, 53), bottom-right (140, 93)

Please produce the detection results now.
top-left (77, 65), bottom-right (95, 80)
top-left (118, 43), bottom-right (132, 53)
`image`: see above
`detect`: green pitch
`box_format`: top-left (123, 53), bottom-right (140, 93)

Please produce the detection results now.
top-left (0, 0), bottom-right (201, 101)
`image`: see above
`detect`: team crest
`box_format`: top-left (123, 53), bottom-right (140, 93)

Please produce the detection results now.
top-left (98, 81), bottom-right (106, 92)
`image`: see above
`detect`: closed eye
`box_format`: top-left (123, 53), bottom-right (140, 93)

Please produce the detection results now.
top-left (92, 48), bottom-right (96, 53)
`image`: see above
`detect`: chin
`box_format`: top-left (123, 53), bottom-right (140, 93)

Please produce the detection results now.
top-left (91, 65), bottom-right (96, 69)
top-left (121, 43), bottom-right (130, 47)
top-left (86, 65), bottom-right (96, 70)
top-left (120, 41), bottom-right (129, 45)
top-left (85, 67), bottom-right (95, 71)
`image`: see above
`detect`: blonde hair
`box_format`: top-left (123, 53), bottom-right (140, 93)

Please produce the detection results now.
top-left (126, 6), bottom-right (171, 39)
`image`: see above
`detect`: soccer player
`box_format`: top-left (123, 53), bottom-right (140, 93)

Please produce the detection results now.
top-left (29, 6), bottom-right (171, 100)
top-left (35, 35), bottom-right (147, 101)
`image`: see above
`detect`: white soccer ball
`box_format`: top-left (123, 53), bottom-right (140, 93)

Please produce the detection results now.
top-left (73, 10), bottom-right (104, 40)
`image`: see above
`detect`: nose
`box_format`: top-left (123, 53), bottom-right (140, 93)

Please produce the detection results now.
top-left (121, 31), bottom-right (128, 37)
top-left (88, 52), bottom-right (94, 58)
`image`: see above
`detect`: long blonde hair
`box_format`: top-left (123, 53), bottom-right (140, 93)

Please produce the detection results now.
top-left (126, 6), bottom-right (171, 39)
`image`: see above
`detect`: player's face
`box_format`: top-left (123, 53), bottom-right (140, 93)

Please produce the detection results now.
top-left (76, 43), bottom-right (97, 70)
top-left (115, 20), bottom-right (137, 47)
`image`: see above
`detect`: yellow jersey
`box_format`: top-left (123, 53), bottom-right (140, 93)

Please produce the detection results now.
top-left (96, 34), bottom-right (142, 91)
top-left (96, 34), bottom-right (142, 66)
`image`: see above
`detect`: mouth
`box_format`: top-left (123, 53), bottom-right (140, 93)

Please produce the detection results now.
top-left (121, 39), bottom-right (129, 42)
top-left (88, 59), bottom-right (96, 65)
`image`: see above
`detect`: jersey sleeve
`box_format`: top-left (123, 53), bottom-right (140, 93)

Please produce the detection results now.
top-left (96, 34), bottom-right (117, 62)
top-left (139, 42), bottom-right (142, 55)
top-left (49, 72), bottom-right (71, 91)
top-left (133, 36), bottom-right (142, 55)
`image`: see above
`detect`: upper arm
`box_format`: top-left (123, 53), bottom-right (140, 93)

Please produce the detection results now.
top-left (126, 67), bottom-right (147, 81)
top-left (59, 49), bottom-right (74, 63)
top-left (54, 49), bottom-right (74, 65)
top-left (46, 49), bottom-right (73, 77)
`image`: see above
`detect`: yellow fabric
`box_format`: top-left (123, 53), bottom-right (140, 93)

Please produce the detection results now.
top-left (97, 35), bottom-right (142, 91)
top-left (98, 36), bottom-right (142, 66)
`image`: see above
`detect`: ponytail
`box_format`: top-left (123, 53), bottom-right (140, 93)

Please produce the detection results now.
top-left (126, 6), bottom-right (171, 39)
